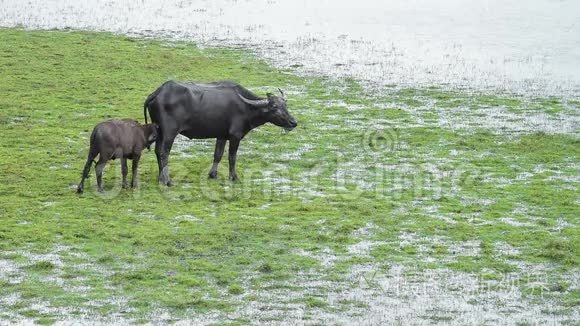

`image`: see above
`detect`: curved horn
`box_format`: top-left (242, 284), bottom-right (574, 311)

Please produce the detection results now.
top-left (237, 93), bottom-right (269, 108)
top-left (278, 88), bottom-right (286, 99)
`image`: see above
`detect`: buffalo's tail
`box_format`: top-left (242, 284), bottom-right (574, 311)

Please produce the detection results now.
top-left (143, 82), bottom-right (169, 125)
top-left (143, 89), bottom-right (158, 124)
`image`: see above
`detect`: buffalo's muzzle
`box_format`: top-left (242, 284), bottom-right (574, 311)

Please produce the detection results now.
top-left (286, 120), bottom-right (298, 131)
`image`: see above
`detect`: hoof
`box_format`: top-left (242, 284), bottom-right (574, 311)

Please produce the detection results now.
top-left (208, 171), bottom-right (218, 179)
top-left (159, 178), bottom-right (172, 187)
top-left (229, 175), bottom-right (240, 182)
top-left (97, 188), bottom-right (104, 193)
top-left (76, 187), bottom-right (83, 194)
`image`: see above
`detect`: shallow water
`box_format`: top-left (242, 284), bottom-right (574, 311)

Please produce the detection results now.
top-left (1, 0), bottom-right (579, 97)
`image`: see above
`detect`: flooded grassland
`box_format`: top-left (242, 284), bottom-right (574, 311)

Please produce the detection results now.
top-left (0, 0), bottom-right (579, 324)
top-left (0, 29), bottom-right (578, 325)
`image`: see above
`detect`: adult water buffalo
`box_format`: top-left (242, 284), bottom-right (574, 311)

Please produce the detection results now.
top-left (144, 80), bottom-right (297, 186)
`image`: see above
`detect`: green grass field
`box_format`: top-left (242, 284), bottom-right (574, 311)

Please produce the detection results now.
top-left (0, 29), bottom-right (578, 324)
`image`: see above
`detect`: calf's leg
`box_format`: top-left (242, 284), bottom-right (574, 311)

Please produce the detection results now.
top-left (121, 157), bottom-right (128, 189)
top-left (95, 157), bottom-right (107, 192)
top-left (208, 138), bottom-right (226, 179)
top-left (131, 154), bottom-right (140, 188)
top-left (77, 148), bottom-right (98, 194)
top-left (228, 138), bottom-right (240, 181)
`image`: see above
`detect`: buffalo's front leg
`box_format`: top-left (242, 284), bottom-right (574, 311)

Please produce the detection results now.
top-left (131, 154), bottom-right (140, 188)
top-left (208, 138), bottom-right (226, 179)
top-left (155, 133), bottom-right (176, 186)
top-left (228, 138), bottom-right (240, 181)
top-left (121, 157), bottom-right (128, 189)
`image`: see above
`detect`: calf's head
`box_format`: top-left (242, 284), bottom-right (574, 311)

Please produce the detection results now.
top-left (143, 123), bottom-right (159, 150)
top-left (238, 89), bottom-right (297, 131)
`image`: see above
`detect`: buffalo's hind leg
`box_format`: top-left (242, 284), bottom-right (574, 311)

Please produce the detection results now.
top-left (155, 130), bottom-right (177, 187)
top-left (208, 138), bottom-right (226, 179)
top-left (77, 148), bottom-right (98, 193)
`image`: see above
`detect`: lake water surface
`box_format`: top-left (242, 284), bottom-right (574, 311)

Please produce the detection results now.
top-left (1, 0), bottom-right (579, 96)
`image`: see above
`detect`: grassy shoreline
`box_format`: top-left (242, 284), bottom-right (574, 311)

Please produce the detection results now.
top-left (0, 28), bottom-right (578, 324)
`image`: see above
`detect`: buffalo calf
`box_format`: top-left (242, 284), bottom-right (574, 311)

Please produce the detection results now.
top-left (77, 119), bottom-right (158, 193)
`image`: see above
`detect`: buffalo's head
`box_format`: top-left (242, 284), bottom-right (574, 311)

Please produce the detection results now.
top-left (238, 89), bottom-right (297, 131)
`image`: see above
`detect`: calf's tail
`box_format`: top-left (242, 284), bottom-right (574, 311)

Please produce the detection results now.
top-left (88, 128), bottom-right (99, 167)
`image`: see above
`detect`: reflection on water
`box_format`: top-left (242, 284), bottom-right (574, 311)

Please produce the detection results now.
top-left (1, 0), bottom-right (579, 96)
